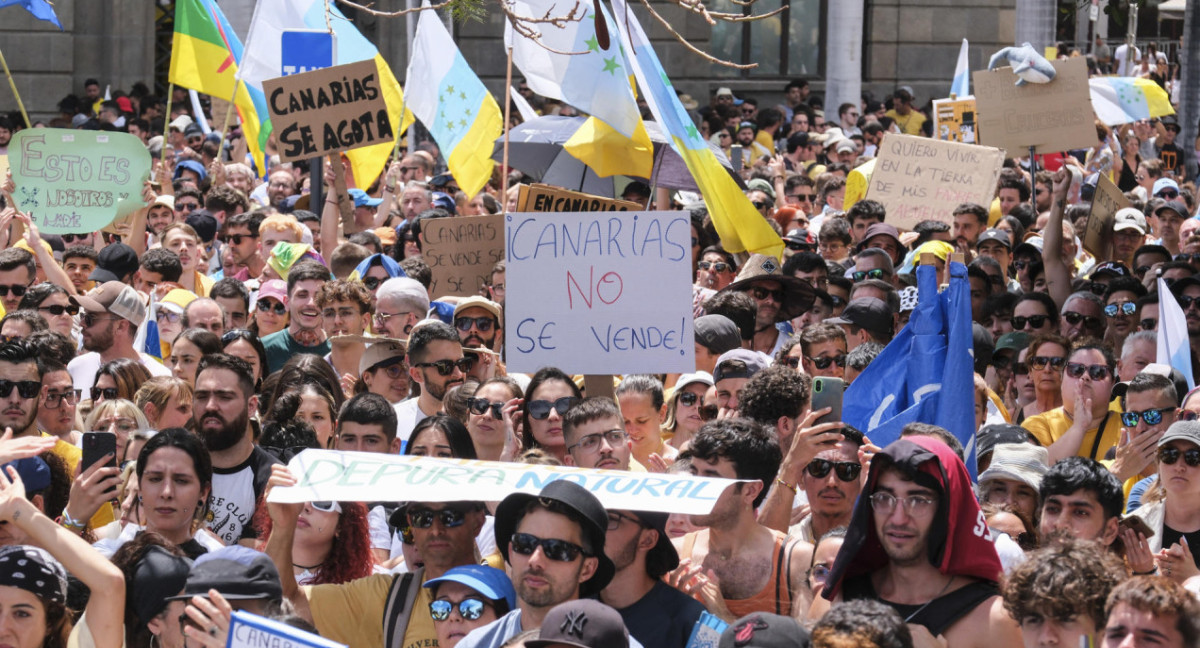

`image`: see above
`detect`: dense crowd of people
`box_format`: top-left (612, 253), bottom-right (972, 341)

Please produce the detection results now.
top-left (0, 37), bottom-right (1195, 648)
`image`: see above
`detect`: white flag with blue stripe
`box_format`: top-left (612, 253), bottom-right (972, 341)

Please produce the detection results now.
top-left (951, 39), bottom-right (970, 97)
top-left (1157, 277), bottom-right (1195, 388)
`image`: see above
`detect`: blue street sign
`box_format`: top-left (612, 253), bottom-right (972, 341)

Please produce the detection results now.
top-left (281, 30), bottom-right (336, 76)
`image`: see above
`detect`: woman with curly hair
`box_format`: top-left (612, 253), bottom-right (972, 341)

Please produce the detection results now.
top-left (255, 500), bottom-right (375, 586)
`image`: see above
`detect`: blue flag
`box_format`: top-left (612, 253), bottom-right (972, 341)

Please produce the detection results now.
top-left (0, 0), bottom-right (62, 29)
top-left (843, 262), bottom-right (979, 478)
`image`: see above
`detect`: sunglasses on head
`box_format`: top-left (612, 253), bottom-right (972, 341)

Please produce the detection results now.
top-left (528, 396), bottom-right (580, 420)
top-left (455, 316), bottom-right (495, 333)
top-left (0, 380), bottom-right (40, 399)
top-left (808, 353), bottom-right (847, 370)
top-left (805, 458), bottom-right (861, 482)
top-left (256, 300), bottom-right (287, 315)
top-left (1010, 315), bottom-right (1049, 329)
top-left (38, 304), bottom-right (79, 317)
top-left (0, 285), bottom-right (27, 298)
top-left (1159, 445), bottom-right (1200, 467)
top-left (1122, 408), bottom-right (1171, 427)
top-left (1065, 362), bottom-right (1112, 381)
top-left (429, 598), bottom-right (490, 622)
top-left (467, 397), bottom-right (504, 420)
top-left (310, 501), bottom-right (342, 513)
top-left (91, 387), bottom-right (119, 401)
top-left (1029, 356), bottom-right (1066, 371)
top-left (414, 357), bottom-right (474, 376)
top-left (1105, 302), bottom-right (1136, 318)
top-left (408, 506), bottom-right (468, 529)
top-left (510, 532), bottom-right (587, 561)
top-left (1062, 311), bottom-right (1102, 330)
top-left (852, 268), bottom-right (888, 282)
top-left (751, 286), bottom-right (784, 302)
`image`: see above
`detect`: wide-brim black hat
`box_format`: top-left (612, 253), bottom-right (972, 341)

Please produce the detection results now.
top-left (717, 254), bottom-right (816, 322)
top-left (493, 480), bottom-right (615, 597)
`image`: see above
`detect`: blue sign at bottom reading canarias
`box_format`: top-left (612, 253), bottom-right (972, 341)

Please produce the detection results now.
top-left (504, 210), bottom-right (696, 374)
top-left (9, 129), bottom-right (152, 234)
top-left (227, 610), bottom-right (346, 648)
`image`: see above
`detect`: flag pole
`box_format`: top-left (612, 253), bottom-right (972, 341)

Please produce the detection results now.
top-left (389, 92), bottom-right (409, 166)
top-left (0, 48), bottom-right (31, 128)
top-left (216, 83), bottom-right (239, 163)
top-left (500, 46), bottom-right (514, 207)
top-left (162, 83), bottom-right (174, 164)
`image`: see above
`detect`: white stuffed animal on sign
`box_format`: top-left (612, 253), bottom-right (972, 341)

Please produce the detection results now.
top-left (987, 43), bottom-right (1057, 86)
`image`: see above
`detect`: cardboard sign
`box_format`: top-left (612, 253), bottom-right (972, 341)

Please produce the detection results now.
top-left (262, 59), bottom-right (392, 163)
top-left (865, 134), bottom-right (1005, 230)
top-left (229, 610), bottom-right (345, 648)
top-left (517, 183), bottom-right (642, 213)
top-left (422, 213), bottom-right (504, 297)
top-left (932, 96), bottom-right (978, 144)
top-left (505, 210), bottom-right (695, 374)
top-left (269, 450), bottom-right (745, 515)
top-left (1084, 173), bottom-right (1130, 261)
top-left (973, 57), bottom-right (1096, 156)
top-left (9, 129), bottom-right (152, 234)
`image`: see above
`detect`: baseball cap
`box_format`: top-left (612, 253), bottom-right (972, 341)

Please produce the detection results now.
top-left (423, 565), bottom-right (516, 610)
top-left (1159, 420), bottom-right (1200, 449)
top-left (72, 282), bottom-right (145, 325)
top-left (168, 115), bottom-right (193, 132)
top-left (976, 425), bottom-right (1034, 460)
top-left (835, 139), bottom-right (857, 154)
top-left (976, 228), bottom-right (1012, 249)
top-left (715, 87), bottom-right (734, 97)
top-left (132, 546), bottom-right (192, 625)
top-left (718, 613), bottom-right (810, 648)
top-left (1154, 178), bottom-right (1181, 198)
top-left (977, 443), bottom-right (1049, 491)
top-left (2, 457), bottom-right (49, 493)
top-left (1113, 207), bottom-right (1148, 235)
top-left (89, 243), bottom-right (139, 283)
top-left (825, 297), bottom-right (892, 337)
top-left (431, 191), bottom-right (456, 212)
top-left (783, 228), bottom-right (815, 248)
top-left (694, 315), bottom-right (742, 355)
top-left (166, 546), bottom-right (283, 601)
top-left (712, 349), bottom-right (771, 384)
top-left (358, 338), bottom-right (408, 375)
top-left (1090, 261), bottom-right (1130, 279)
top-left (257, 279), bottom-right (288, 307)
top-left (182, 124), bottom-right (205, 139)
top-left (1156, 200), bottom-right (1189, 220)
top-left (526, 600), bottom-right (628, 648)
top-left (185, 211), bottom-right (219, 244)
top-left (454, 296), bottom-right (502, 324)
top-left (675, 371), bottom-right (714, 392)
top-left (995, 331), bottom-right (1030, 353)
top-left (348, 188), bottom-right (383, 209)
top-left (745, 178), bottom-right (776, 201)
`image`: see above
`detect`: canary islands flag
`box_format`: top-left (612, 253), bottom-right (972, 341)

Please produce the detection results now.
top-left (405, 5), bottom-right (502, 199)
top-left (1089, 77), bottom-right (1175, 127)
top-left (170, 0), bottom-right (267, 174)
top-left (240, 0), bottom-right (413, 187)
top-left (609, 0), bottom-right (782, 258)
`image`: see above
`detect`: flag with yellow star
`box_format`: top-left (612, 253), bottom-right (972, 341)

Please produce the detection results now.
top-left (405, 6), bottom-right (502, 198)
top-left (506, 0), bottom-right (652, 178)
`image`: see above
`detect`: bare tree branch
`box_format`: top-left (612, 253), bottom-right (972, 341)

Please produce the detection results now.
top-left (333, 0), bottom-right (456, 18)
top-left (633, 0), bottom-right (756, 69)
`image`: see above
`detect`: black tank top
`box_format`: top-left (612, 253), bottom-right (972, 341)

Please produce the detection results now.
top-left (843, 573), bottom-right (998, 636)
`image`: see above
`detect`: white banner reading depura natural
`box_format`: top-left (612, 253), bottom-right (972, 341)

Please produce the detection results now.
top-left (267, 450), bottom-right (745, 515)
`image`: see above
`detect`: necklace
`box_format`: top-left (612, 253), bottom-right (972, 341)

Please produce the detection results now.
top-left (903, 575), bottom-right (956, 623)
top-left (293, 560), bottom-right (323, 570)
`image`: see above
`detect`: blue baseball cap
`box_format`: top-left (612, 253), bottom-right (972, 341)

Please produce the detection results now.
top-left (348, 188), bottom-right (383, 209)
top-left (3, 457), bottom-right (49, 493)
top-left (431, 191), bottom-right (457, 212)
top-left (423, 565), bottom-right (516, 609)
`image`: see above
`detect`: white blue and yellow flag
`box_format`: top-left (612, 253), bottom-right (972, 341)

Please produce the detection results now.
top-left (1089, 77), bottom-right (1175, 127)
top-left (609, 0), bottom-right (782, 258)
top-left (406, 6), bottom-right (502, 199)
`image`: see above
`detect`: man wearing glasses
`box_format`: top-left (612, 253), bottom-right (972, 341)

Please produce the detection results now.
top-left (817, 435), bottom-right (1021, 648)
top-left (454, 296), bottom-right (504, 381)
top-left (1112, 371), bottom-right (1179, 500)
top-left (789, 430), bottom-right (862, 544)
top-left (0, 341), bottom-right (65, 472)
top-left (261, 262), bottom-right (333, 374)
top-left (0, 249), bottom-right (34, 315)
top-left (457, 481), bottom-right (631, 648)
top-left (68, 282), bottom-right (171, 392)
top-left (221, 212), bottom-right (266, 282)
top-left (375, 277), bottom-right (429, 339)
top-left (562, 397), bottom-right (633, 471)
top-left (397, 321), bottom-right (469, 444)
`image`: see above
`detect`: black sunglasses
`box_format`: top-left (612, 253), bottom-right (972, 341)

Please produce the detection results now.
top-left (430, 598), bottom-right (489, 622)
top-left (1179, 295), bottom-right (1200, 311)
top-left (38, 304), bottom-right (79, 317)
top-left (0, 380), bottom-right (40, 399)
top-left (808, 353), bottom-right (847, 370)
top-left (408, 507), bottom-right (468, 529)
top-left (1065, 362), bottom-right (1112, 381)
top-left (1062, 311), bottom-right (1102, 330)
top-left (1140, 318), bottom-right (1159, 331)
top-left (467, 397), bottom-right (504, 420)
top-left (510, 532), bottom-right (587, 561)
top-left (528, 396), bottom-right (580, 420)
top-left (677, 391), bottom-right (702, 407)
top-left (455, 316), bottom-right (496, 333)
top-left (61, 233), bottom-right (89, 244)
top-left (1159, 446), bottom-right (1200, 467)
top-left (0, 285), bottom-right (28, 298)
top-left (751, 286), bottom-right (784, 302)
top-left (1013, 362), bottom-right (1029, 376)
top-left (91, 386), bottom-right (119, 401)
top-left (805, 458), bottom-right (861, 482)
top-left (1029, 355), bottom-right (1067, 371)
top-left (1010, 315), bottom-right (1049, 329)
top-left (362, 276), bottom-right (384, 291)
top-left (414, 357), bottom-right (474, 376)
top-left (256, 300), bottom-right (287, 315)
top-left (221, 233), bottom-right (257, 245)
top-left (852, 268), bottom-right (888, 282)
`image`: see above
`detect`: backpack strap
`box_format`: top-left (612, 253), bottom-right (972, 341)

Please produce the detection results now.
top-left (383, 569), bottom-right (422, 648)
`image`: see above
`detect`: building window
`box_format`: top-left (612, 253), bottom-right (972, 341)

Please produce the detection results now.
top-left (708, 0), bottom-right (824, 77)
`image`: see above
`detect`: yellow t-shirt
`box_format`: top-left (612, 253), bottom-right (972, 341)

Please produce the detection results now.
top-left (1022, 400), bottom-right (1123, 461)
top-left (755, 130), bottom-right (775, 154)
top-left (46, 436), bottom-right (115, 528)
top-left (307, 573), bottom-right (440, 648)
top-left (885, 109), bottom-right (926, 136)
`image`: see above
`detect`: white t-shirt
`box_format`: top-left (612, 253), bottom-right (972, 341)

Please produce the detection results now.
top-left (392, 398), bottom-right (429, 449)
top-left (1114, 44), bottom-right (1141, 76)
top-left (68, 351), bottom-right (172, 392)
